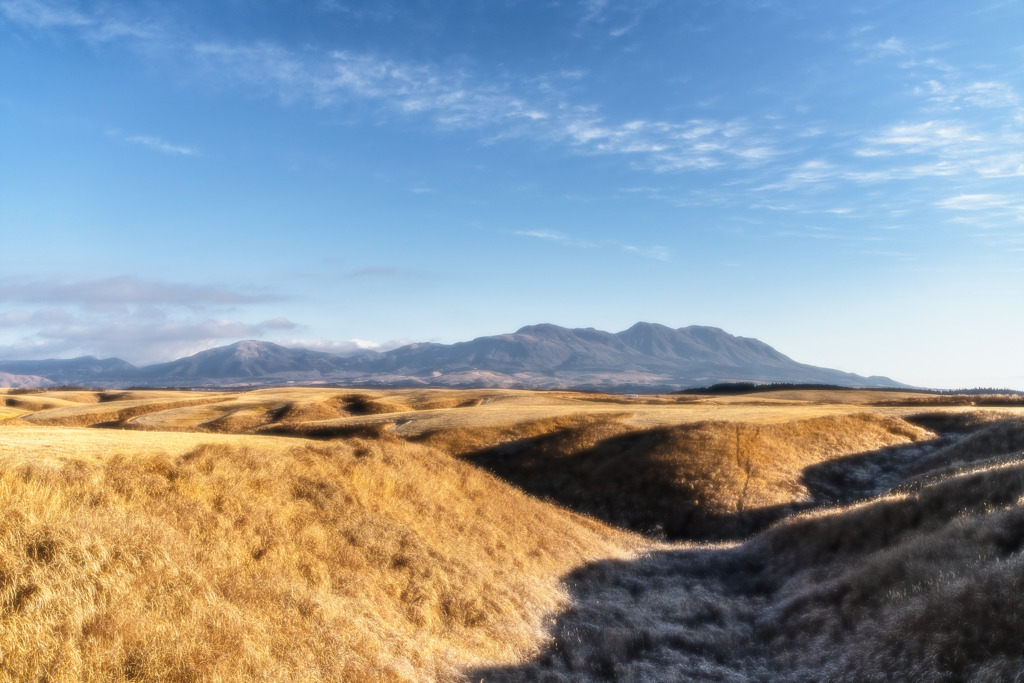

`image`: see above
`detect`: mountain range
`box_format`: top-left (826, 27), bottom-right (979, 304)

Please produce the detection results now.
top-left (0, 323), bottom-right (906, 391)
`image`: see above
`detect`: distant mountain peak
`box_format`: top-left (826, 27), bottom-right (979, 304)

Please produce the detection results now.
top-left (0, 323), bottom-right (907, 390)
top-left (226, 340), bottom-right (281, 358)
top-left (515, 323), bottom-right (572, 337)
top-left (626, 321), bottom-right (674, 332)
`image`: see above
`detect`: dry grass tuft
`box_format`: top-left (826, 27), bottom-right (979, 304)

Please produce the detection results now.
top-left (753, 452), bottom-right (1024, 680)
top-left (0, 427), bottom-right (639, 681)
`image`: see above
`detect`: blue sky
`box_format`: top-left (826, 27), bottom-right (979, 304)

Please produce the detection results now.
top-left (1, 0), bottom-right (1022, 389)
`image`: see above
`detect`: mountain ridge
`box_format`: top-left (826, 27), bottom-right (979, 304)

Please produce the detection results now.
top-left (0, 323), bottom-right (908, 390)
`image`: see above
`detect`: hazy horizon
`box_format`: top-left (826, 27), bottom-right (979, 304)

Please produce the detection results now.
top-left (2, 1), bottom-right (1022, 390)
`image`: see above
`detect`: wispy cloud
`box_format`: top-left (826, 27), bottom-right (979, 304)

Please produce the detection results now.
top-left (856, 35), bottom-right (913, 59)
top-left (873, 37), bottom-right (907, 57)
top-left (842, 36), bottom-right (1024, 186)
top-left (4, 0), bottom-right (781, 176)
top-left (755, 160), bottom-right (837, 191)
top-left (516, 230), bottom-right (596, 249)
top-left (937, 194), bottom-right (1005, 211)
top-left (576, 0), bottom-right (661, 37)
top-left (936, 193), bottom-right (1023, 214)
top-left (191, 43), bottom-right (549, 129)
top-left (349, 266), bottom-right (425, 278)
top-left (192, 41), bottom-right (779, 172)
top-left (276, 337), bottom-right (408, 356)
top-left (760, 109), bottom-right (1023, 192)
top-left (854, 119), bottom-right (1024, 180)
top-left (0, 0), bottom-right (87, 28)
top-left (935, 194), bottom-right (1024, 242)
top-left (579, 0), bottom-right (609, 23)
top-left (1, 0), bottom-right (155, 41)
top-left (8, 0), bottom-right (1023, 243)
top-left (861, 121), bottom-right (981, 154)
top-left (0, 272), bottom-right (302, 363)
top-left (123, 135), bottom-right (199, 156)
top-left (515, 229), bottom-right (669, 260)
top-left (916, 79), bottom-right (1021, 111)
top-left (622, 244), bottom-right (670, 260)
top-left (0, 308), bottom-right (75, 327)
top-left (0, 276), bottom-right (274, 308)
top-left (557, 117), bottom-right (781, 172)
top-left (0, 316), bottom-right (300, 364)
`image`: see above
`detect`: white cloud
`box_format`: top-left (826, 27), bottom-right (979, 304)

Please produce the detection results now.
top-left (0, 0), bottom-right (89, 28)
top-left (756, 160), bottom-right (836, 191)
top-left (349, 266), bottom-right (427, 278)
top-left (875, 37), bottom-right (906, 56)
top-left (124, 135), bottom-right (199, 156)
top-left (0, 316), bottom-right (301, 364)
top-left (0, 309), bottom-right (75, 327)
top-left (0, 274), bottom-right (300, 363)
top-left (515, 230), bottom-right (596, 249)
top-left (9, 0), bottom-right (1023, 244)
top-left (975, 153), bottom-right (1024, 178)
top-left (0, 276), bottom-right (274, 308)
top-left (261, 317), bottom-right (297, 330)
top-left (580, 0), bottom-right (609, 23)
top-left (849, 116), bottom-right (1024, 183)
top-left (864, 121), bottom-right (980, 153)
top-left (965, 81), bottom-right (1020, 109)
top-left (1, 0), bottom-right (154, 41)
top-left (936, 194), bottom-right (1019, 212)
top-left (0, 273), bottom-right (308, 362)
top-left (191, 42), bottom-right (548, 131)
top-left (515, 230), bottom-right (669, 260)
top-left (936, 195), bottom-right (1024, 237)
top-left (576, 0), bottom-right (660, 37)
top-left (277, 337), bottom-right (409, 356)
top-left (5, 1), bottom-right (784, 177)
top-left (918, 78), bottom-right (1020, 111)
top-left (623, 244), bottom-right (670, 261)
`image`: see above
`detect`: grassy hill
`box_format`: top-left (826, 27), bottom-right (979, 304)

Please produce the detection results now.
top-left (477, 416), bottom-right (1024, 681)
top-left (2, 387), bottom-right (1023, 680)
top-left (0, 424), bottom-right (640, 680)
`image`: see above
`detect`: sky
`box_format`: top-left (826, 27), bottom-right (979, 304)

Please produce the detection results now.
top-left (1, 0), bottom-right (1022, 390)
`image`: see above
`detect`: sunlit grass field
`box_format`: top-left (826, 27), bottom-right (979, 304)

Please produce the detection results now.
top-left (3, 387), bottom-right (1023, 680)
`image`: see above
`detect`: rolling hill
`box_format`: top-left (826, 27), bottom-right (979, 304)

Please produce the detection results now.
top-left (3, 386), bottom-right (1024, 679)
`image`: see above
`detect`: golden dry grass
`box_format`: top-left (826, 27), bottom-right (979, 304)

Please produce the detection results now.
top-left (446, 412), bottom-right (933, 539)
top-left (0, 408), bottom-right (27, 423)
top-left (19, 392), bottom-right (232, 429)
top-left (475, 416), bottom-right (1024, 681)
top-left (2, 394), bottom-right (86, 413)
top-left (0, 424), bottom-right (640, 681)
top-left (5, 387), bottom-right (1024, 681)
top-left (14, 386), bottom-right (1022, 441)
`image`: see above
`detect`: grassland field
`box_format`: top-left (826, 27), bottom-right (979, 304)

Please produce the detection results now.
top-left (2, 386), bottom-right (1024, 681)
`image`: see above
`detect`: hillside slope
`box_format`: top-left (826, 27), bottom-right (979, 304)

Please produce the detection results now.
top-left (0, 425), bottom-right (639, 680)
top-left (476, 416), bottom-right (1024, 681)
top-left (5, 388), bottom-right (1021, 680)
